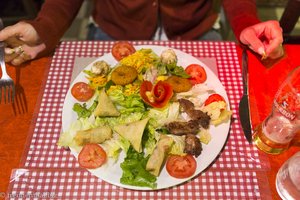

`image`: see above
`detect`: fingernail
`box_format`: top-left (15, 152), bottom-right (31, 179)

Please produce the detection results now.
top-left (5, 47), bottom-right (15, 54)
top-left (258, 47), bottom-right (267, 60)
top-left (258, 47), bottom-right (265, 55)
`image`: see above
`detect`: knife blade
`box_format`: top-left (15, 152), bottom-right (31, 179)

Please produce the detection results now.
top-left (238, 48), bottom-right (252, 143)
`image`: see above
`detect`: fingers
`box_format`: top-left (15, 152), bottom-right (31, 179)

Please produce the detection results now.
top-left (264, 24), bottom-right (284, 59)
top-left (4, 45), bottom-right (31, 65)
top-left (4, 46), bottom-right (25, 62)
top-left (265, 37), bottom-right (283, 54)
top-left (0, 23), bottom-right (25, 41)
top-left (240, 20), bottom-right (284, 60)
top-left (4, 43), bottom-right (46, 66)
top-left (0, 22), bottom-right (46, 66)
top-left (240, 28), bottom-right (266, 56)
top-left (267, 43), bottom-right (284, 60)
top-left (0, 22), bottom-right (41, 44)
top-left (4, 47), bottom-right (19, 62)
top-left (11, 51), bottom-right (32, 66)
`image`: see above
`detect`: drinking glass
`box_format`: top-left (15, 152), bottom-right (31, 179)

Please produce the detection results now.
top-left (253, 66), bottom-right (300, 154)
top-left (276, 151), bottom-right (300, 199)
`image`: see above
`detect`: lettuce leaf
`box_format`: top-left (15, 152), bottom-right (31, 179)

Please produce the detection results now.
top-left (165, 62), bottom-right (190, 78)
top-left (57, 117), bottom-right (96, 151)
top-left (147, 102), bottom-right (180, 127)
top-left (73, 100), bottom-right (97, 119)
top-left (102, 132), bottom-right (131, 160)
top-left (142, 123), bottom-right (159, 156)
top-left (143, 102), bottom-right (180, 156)
top-left (168, 135), bottom-right (186, 156)
top-left (120, 147), bottom-right (157, 189)
top-left (107, 85), bottom-right (145, 114)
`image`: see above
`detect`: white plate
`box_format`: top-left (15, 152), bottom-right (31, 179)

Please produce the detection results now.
top-left (62, 45), bottom-right (230, 190)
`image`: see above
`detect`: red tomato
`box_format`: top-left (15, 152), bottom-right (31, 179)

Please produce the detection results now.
top-left (204, 93), bottom-right (225, 106)
top-left (185, 64), bottom-right (207, 85)
top-left (153, 81), bottom-right (171, 102)
top-left (166, 154), bottom-right (197, 179)
top-left (112, 41), bottom-right (136, 61)
top-left (140, 81), bottom-right (173, 108)
top-left (78, 144), bottom-right (107, 169)
top-left (71, 82), bottom-right (95, 102)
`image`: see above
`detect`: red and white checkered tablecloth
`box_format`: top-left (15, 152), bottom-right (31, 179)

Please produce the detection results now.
top-left (6, 41), bottom-right (271, 199)
top-left (7, 168), bottom-right (260, 199)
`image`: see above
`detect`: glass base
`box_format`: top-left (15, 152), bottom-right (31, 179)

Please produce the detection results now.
top-left (253, 133), bottom-right (288, 155)
top-left (276, 176), bottom-right (288, 200)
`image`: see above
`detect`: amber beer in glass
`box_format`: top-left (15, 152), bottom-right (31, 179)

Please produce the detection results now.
top-left (253, 66), bottom-right (300, 154)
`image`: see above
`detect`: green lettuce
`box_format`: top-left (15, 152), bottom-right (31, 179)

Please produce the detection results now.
top-left (155, 62), bottom-right (190, 78)
top-left (107, 86), bottom-right (145, 114)
top-left (147, 102), bottom-right (180, 127)
top-left (168, 135), bottom-right (186, 156)
top-left (73, 100), bottom-right (97, 119)
top-left (102, 133), bottom-right (131, 160)
top-left (141, 123), bottom-right (159, 156)
top-left (120, 147), bottom-right (157, 189)
top-left (57, 117), bottom-right (95, 151)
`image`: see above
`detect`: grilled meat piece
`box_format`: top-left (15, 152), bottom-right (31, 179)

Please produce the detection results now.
top-left (186, 109), bottom-right (210, 129)
top-left (184, 134), bottom-right (202, 157)
top-left (178, 98), bottom-right (194, 112)
top-left (165, 120), bottom-right (199, 135)
top-left (178, 98), bottom-right (211, 129)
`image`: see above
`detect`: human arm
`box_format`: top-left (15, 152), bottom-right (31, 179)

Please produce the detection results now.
top-left (0, 0), bottom-right (84, 65)
top-left (222, 0), bottom-right (284, 59)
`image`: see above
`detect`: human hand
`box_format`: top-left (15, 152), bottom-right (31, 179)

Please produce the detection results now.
top-left (240, 20), bottom-right (284, 59)
top-left (0, 21), bottom-right (46, 65)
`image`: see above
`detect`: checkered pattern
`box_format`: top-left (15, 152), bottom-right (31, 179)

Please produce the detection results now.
top-left (7, 41), bottom-right (269, 199)
top-left (7, 169), bottom-right (260, 200)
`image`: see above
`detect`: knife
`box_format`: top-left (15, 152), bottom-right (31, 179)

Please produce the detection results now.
top-left (238, 48), bottom-right (252, 143)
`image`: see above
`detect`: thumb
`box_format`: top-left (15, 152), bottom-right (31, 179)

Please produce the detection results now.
top-left (240, 29), bottom-right (265, 56)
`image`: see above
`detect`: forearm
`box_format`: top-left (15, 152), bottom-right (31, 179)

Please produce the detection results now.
top-left (222, 0), bottom-right (260, 40)
top-left (26, 0), bottom-right (84, 55)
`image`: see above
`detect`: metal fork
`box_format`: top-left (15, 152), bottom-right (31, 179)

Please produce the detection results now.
top-left (0, 18), bottom-right (15, 103)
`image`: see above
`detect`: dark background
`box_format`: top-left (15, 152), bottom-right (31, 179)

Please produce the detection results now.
top-left (0, 0), bottom-right (44, 26)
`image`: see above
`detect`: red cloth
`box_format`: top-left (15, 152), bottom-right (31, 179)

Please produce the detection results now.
top-left (222, 0), bottom-right (260, 38)
top-left (26, 0), bottom-right (259, 56)
top-left (238, 45), bottom-right (300, 128)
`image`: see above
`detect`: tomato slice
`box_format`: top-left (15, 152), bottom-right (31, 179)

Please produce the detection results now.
top-left (166, 154), bottom-right (197, 179)
top-left (112, 41), bottom-right (136, 61)
top-left (185, 64), bottom-right (207, 85)
top-left (71, 82), bottom-right (95, 102)
top-left (140, 81), bottom-right (173, 108)
top-left (153, 81), bottom-right (170, 102)
top-left (78, 144), bottom-right (107, 169)
top-left (204, 93), bottom-right (225, 106)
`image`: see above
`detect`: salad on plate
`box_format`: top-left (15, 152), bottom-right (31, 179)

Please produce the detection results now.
top-left (58, 42), bottom-right (232, 190)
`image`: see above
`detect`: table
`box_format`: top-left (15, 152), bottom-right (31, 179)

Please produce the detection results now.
top-left (0, 41), bottom-right (299, 200)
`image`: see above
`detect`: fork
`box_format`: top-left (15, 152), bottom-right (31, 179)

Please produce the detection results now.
top-left (0, 18), bottom-right (15, 103)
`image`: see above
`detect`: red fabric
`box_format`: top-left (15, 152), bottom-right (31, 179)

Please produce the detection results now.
top-left (223, 0), bottom-right (260, 39)
top-left (237, 45), bottom-right (300, 129)
top-left (26, 0), bottom-right (259, 55)
top-left (26, 0), bottom-right (84, 56)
